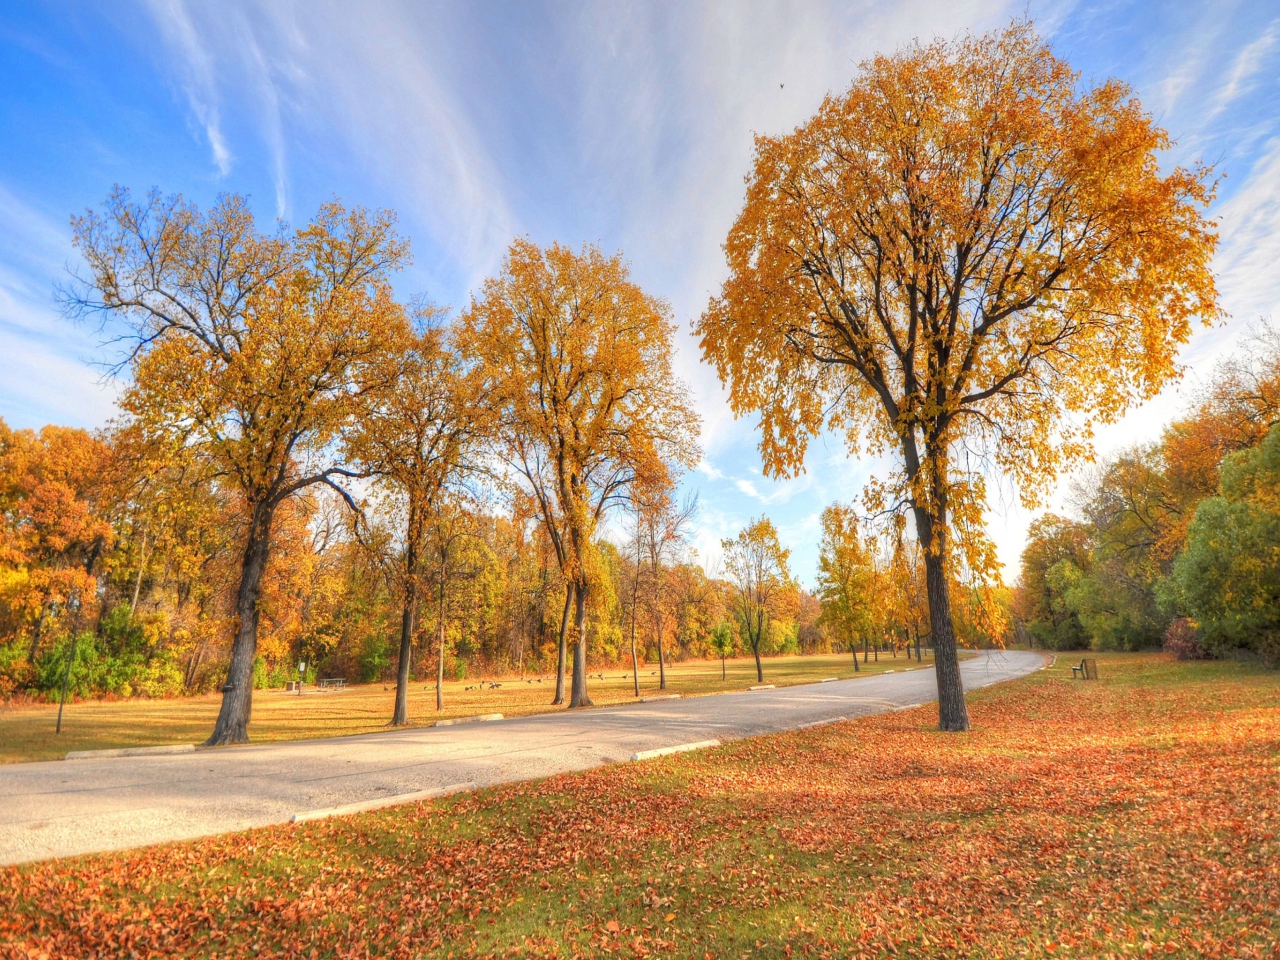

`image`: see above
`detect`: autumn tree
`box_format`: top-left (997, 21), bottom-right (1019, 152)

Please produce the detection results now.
top-left (696, 22), bottom-right (1218, 730)
top-left (1165, 425), bottom-right (1280, 666)
top-left (459, 239), bottom-right (699, 709)
top-left (722, 517), bottom-right (793, 683)
top-left (0, 421), bottom-right (114, 677)
top-left (640, 492), bottom-right (697, 691)
top-left (424, 497), bottom-right (491, 710)
top-left (816, 503), bottom-right (876, 667)
top-left (69, 189), bottom-right (408, 744)
top-left (106, 425), bottom-right (240, 689)
top-left (346, 319), bottom-right (484, 724)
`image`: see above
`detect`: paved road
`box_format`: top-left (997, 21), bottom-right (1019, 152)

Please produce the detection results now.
top-left (0, 650), bottom-right (1044, 865)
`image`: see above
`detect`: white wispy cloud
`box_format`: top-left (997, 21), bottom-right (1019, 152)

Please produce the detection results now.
top-left (1207, 20), bottom-right (1278, 121)
top-left (144, 0), bottom-right (232, 176)
top-left (0, 182), bottom-right (117, 429)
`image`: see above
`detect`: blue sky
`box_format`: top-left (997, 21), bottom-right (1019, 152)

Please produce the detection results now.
top-left (3, 1), bottom-right (1279, 585)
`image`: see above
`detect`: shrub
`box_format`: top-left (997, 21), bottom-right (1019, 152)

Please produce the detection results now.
top-left (1163, 618), bottom-right (1205, 661)
top-left (356, 634), bottom-right (391, 683)
top-left (0, 643), bottom-right (34, 699)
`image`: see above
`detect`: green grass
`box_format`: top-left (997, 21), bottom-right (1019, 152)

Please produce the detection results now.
top-left (0, 646), bottom-right (938, 763)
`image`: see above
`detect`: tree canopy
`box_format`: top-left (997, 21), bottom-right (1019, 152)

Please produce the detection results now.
top-left (697, 21), bottom-right (1219, 729)
top-left (458, 239), bottom-right (700, 708)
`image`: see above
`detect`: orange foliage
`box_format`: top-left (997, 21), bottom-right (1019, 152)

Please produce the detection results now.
top-left (696, 20), bottom-right (1219, 729)
top-left (0, 420), bottom-right (113, 659)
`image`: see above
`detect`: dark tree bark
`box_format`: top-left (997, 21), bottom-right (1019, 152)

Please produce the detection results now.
top-left (921, 548), bottom-right (969, 730)
top-left (657, 629), bottom-right (667, 690)
top-left (435, 577), bottom-right (448, 712)
top-left (863, 637), bottom-right (869, 664)
top-left (392, 584), bottom-right (416, 725)
top-left (751, 610), bottom-right (764, 683)
top-left (207, 500), bottom-right (274, 746)
top-left (553, 583), bottom-right (572, 705)
top-left (628, 602), bottom-right (640, 698)
top-left (627, 556), bottom-right (641, 698)
top-left (851, 640), bottom-right (860, 672)
top-left (393, 505), bottom-right (424, 726)
top-left (569, 581), bottom-right (593, 708)
top-left (912, 500), bottom-right (970, 731)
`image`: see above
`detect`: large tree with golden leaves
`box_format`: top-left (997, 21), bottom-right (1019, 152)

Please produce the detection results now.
top-left (459, 239), bottom-right (700, 709)
top-left (70, 189), bottom-right (409, 744)
top-left (697, 22), bottom-right (1218, 730)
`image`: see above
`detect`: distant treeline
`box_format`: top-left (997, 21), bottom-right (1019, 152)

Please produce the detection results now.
top-left (1014, 326), bottom-right (1280, 667)
top-left (0, 421), bottom-right (849, 702)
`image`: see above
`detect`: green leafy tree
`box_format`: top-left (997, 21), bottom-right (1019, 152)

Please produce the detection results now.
top-left (1164, 426), bottom-right (1280, 666)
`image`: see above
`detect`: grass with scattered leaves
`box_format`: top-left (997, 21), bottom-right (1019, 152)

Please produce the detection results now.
top-left (3, 652), bottom-right (1276, 958)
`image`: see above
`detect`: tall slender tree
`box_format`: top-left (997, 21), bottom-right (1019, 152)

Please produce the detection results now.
top-left (640, 492), bottom-right (697, 691)
top-left (697, 22), bottom-right (1218, 729)
top-left (459, 240), bottom-right (699, 708)
top-left (722, 517), bottom-right (792, 683)
top-left (70, 190), bottom-right (408, 744)
top-left (816, 503), bottom-right (876, 667)
top-left (346, 318), bottom-right (484, 725)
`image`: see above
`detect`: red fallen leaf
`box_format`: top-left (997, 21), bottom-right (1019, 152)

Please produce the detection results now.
top-left (606, 919), bottom-right (620, 934)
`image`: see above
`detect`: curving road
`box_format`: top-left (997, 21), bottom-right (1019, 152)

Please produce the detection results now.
top-left (0, 650), bottom-right (1045, 866)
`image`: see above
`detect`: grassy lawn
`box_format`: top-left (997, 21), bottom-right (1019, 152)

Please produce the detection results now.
top-left (3, 652), bottom-right (1277, 958)
top-left (0, 648), bottom-right (931, 763)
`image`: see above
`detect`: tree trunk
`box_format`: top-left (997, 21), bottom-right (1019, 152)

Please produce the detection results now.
top-left (863, 637), bottom-right (868, 663)
top-left (129, 526), bottom-right (149, 618)
top-left (436, 578), bottom-right (447, 711)
top-left (721, 653), bottom-right (726, 680)
top-left (569, 580), bottom-right (592, 708)
top-left (921, 546), bottom-right (969, 732)
top-left (657, 622), bottom-right (667, 691)
top-left (628, 587), bottom-right (640, 698)
top-left (185, 633), bottom-right (209, 691)
top-left (207, 500), bottom-right (274, 746)
top-left (553, 583), bottom-right (572, 705)
top-left (55, 629), bottom-right (78, 734)
top-left (752, 610), bottom-right (764, 683)
top-left (26, 605), bottom-right (46, 666)
top-left (852, 640), bottom-right (860, 672)
top-left (392, 581), bottom-right (417, 726)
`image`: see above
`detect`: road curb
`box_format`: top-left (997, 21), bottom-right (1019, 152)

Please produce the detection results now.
top-left (65, 744), bottom-right (196, 760)
top-left (639, 694), bottom-right (681, 703)
top-left (748, 684), bottom-right (775, 691)
top-left (796, 716), bottom-right (848, 729)
top-left (630, 739), bottom-right (721, 762)
top-left (433, 714), bottom-right (503, 727)
top-left (291, 781), bottom-right (477, 824)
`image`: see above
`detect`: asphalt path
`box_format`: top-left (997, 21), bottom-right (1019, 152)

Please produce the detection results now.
top-left (0, 650), bottom-right (1045, 865)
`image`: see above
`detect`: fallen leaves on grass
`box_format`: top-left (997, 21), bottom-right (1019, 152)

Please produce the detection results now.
top-left (1, 655), bottom-right (1277, 959)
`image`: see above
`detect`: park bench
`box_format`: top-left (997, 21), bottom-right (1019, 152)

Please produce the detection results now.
top-left (318, 677), bottom-right (348, 690)
top-left (1071, 658), bottom-right (1098, 681)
